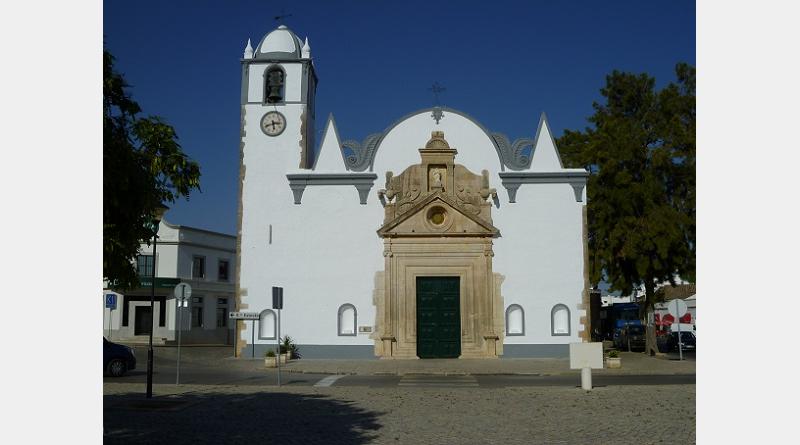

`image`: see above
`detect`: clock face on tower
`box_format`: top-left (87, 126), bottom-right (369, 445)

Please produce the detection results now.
top-left (260, 111), bottom-right (286, 137)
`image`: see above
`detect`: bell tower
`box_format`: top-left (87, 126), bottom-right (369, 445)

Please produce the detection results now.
top-left (235, 25), bottom-right (317, 357)
top-left (239, 25), bottom-right (317, 170)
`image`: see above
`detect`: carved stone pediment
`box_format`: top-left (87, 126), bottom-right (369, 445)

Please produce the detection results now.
top-left (377, 131), bottom-right (499, 238)
top-left (377, 192), bottom-right (499, 238)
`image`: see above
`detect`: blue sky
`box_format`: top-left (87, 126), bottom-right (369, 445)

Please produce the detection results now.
top-left (104, 0), bottom-right (695, 235)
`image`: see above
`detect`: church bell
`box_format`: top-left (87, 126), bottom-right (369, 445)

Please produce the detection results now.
top-left (266, 69), bottom-right (285, 103)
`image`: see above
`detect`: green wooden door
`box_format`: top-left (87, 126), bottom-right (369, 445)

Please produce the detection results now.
top-left (417, 277), bottom-right (461, 358)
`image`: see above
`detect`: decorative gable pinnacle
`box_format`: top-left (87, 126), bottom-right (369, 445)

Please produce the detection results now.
top-left (425, 131), bottom-right (450, 149)
top-left (243, 38), bottom-right (254, 59)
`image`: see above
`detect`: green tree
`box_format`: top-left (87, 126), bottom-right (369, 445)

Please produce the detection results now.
top-left (558, 63), bottom-right (695, 352)
top-left (104, 50), bottom-right (201, 290)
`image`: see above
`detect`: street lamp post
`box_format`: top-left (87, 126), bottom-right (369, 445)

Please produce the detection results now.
top-left (146, 204), bottom-right (169, 399)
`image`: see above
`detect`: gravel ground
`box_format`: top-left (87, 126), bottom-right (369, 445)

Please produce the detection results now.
top-left (104, 383), bottom-right (695, 444)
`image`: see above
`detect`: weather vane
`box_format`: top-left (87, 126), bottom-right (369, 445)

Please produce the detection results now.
top-left (429, 82), bottom-right (446, 124)
top-left (274, 10), bottom-right (292, 23)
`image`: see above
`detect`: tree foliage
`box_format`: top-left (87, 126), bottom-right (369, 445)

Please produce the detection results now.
top-left (558, 63), bottom-right (695, 311)
top-left (104, 50), bottom-right (201, 290)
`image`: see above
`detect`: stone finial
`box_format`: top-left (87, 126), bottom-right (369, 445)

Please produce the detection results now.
top-left (243, 38), bottom-right (254, 59)
top-left (301, 37), bottom-right (311, 59)
top-left (425, 131), bottom-right (450, 149)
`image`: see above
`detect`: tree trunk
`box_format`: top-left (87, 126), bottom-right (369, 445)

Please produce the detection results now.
top-left (643, 279), bottom-right (659, 356)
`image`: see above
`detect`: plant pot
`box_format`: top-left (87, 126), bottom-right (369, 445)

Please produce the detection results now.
top-left (606, 357), bottom-right (622, 369)
top-left (280, 353), bottom-right (288, 364)
top-left (264, 356), bottom-right (278, 368)
top-left (285, 351), bottom-right (293, 360)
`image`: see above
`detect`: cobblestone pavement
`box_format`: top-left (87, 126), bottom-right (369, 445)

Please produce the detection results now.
top-left (282, 351), bottom-right (695, 376)
top-left (104, 383), bottom-right (695, 444)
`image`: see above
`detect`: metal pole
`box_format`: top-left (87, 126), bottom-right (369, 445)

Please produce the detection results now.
top-left (276, 308), bottom-right (281, 387)
top-left (107, 307), bottom-right (112, 339)
top-left (251, 319), bottom-right (255, 358)
top-left (176, 286), bottom-right (184, 385)
top-left (146, 232), bottom-right (158, 399)
top-left (677, 318), bottom-right (683, 361)
top-left (627, 327), bottom-right (631, 353)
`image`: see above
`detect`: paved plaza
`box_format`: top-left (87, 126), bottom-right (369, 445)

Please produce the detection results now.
top-left (104, 346), bottom-right (695, 444)
top-left (104, 382), bottom-right (695, 444)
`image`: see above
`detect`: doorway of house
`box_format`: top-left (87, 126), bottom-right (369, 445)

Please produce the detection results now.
top-left (134, 306), bottom-right (152, 335)
top-left (416, 276), bottom-right (461, 358)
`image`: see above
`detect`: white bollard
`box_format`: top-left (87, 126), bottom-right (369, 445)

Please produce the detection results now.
top-left (581, 367), bottom-right (592, 390)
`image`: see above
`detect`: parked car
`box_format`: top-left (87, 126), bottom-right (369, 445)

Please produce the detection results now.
top-left (614, 325), bottom-right (646, 351)
top-left (104, 337), bottom-right (136, 377)
top-left (662, 331), bottom-right (696, 352)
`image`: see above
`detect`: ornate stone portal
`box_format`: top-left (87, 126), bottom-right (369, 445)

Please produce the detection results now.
top-left (374, 132), bottom-right (505, 359)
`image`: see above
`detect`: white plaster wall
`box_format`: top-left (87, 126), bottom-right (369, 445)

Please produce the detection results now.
top-left (239, 175), bottom-right (382, 346)
top-left (239, 105), bottom-right (586, 348)
top-left (371, 111), bottom-right (502, 175)
top-left (494, 183), bottom-right (585, 344)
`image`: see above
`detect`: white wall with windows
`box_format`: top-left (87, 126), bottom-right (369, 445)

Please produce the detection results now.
top-left (103, 219), bottom-right (237, 345)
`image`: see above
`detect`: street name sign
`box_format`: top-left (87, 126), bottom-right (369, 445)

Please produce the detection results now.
top-left (229, 312), bottom-right (260, 320)
top-left (569, 342), bottom-right (603, 369)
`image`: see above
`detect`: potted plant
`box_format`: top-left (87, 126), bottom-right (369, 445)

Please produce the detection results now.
top-left (280, 336), bottom-right (301, 360)
top-left (264, 349), bottom-right (277, 368)
top-left (606, 349), bottom-right (622, 369)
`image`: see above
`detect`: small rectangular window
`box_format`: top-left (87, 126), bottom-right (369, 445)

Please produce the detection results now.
top-left (217, 298), bottom-right (228, 306)
top-left (192, 306), bottom-right (203, 328)
top-left (218, 260), bottom-right (229, 282)
top-left (192, 256), bottom-right (206, 279)
top-left (137, 255), bottom-right (154, 277)
top-left (216, 307), bottom-right (227, 328)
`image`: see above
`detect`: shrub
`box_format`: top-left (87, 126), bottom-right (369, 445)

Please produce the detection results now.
top-left (280, 336), bottom-right (301, 359)
top-left (608, 350), bottom-right (620, 358)
top-left (265, 350), bottom-right (276, 358)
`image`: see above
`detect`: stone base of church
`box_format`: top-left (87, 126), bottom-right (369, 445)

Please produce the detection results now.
top-left (500, 344), bottom-right (570, 358)
top-left (244, 344), bottom-right (378, 360)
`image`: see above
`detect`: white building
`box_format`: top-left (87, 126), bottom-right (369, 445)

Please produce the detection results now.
top-left (103, 219), bottom-right (237, 345)
top-left (235, 25), bottom-right (590, 359)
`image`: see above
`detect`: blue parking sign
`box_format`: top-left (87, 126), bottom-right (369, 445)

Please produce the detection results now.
top-left (105, 293), bottom-right (117, 310)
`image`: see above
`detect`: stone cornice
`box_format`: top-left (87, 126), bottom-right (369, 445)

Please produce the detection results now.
top-left (286, 173), bottom-right (378, 205)
top-left (498, 170), bottom-right (589, 203)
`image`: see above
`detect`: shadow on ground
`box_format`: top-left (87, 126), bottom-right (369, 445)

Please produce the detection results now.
top-left (104, 390), bottom-right (384, 444)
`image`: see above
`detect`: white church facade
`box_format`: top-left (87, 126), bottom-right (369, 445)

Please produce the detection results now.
top-left (235, 25), bottom-right (590, 359)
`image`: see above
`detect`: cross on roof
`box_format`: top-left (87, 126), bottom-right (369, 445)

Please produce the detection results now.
top-left (428, 82), bottom-right (446, 105)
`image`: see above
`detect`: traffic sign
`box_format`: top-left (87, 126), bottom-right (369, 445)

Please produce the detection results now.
top-left (174, 282), bottom-right (192, 299)
top-left (105, 293), bottom-right (117, 310)
top-left (229, 312), bottom-right (260, 320)
top-left (667, 299), bottom-right (688, 318)
top-left (272, 286), bottom-right (284, 309)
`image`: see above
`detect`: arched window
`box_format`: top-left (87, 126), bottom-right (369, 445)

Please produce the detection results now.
top-left (505, 304), bottom-right (525, 336)
top-left (259, 309), bottom-right (276, 340)
top-left (551, 304), bottom-right (571, 336)
top-left (337, 304), bottom-right (357, 336)
top-left (264, 66), bottom-right (285, 104)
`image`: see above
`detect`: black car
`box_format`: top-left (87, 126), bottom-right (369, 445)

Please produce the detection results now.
top-left (104, 337), bottom-right (136, 377)
top-left (662, 331), bottom-right (696, 352)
